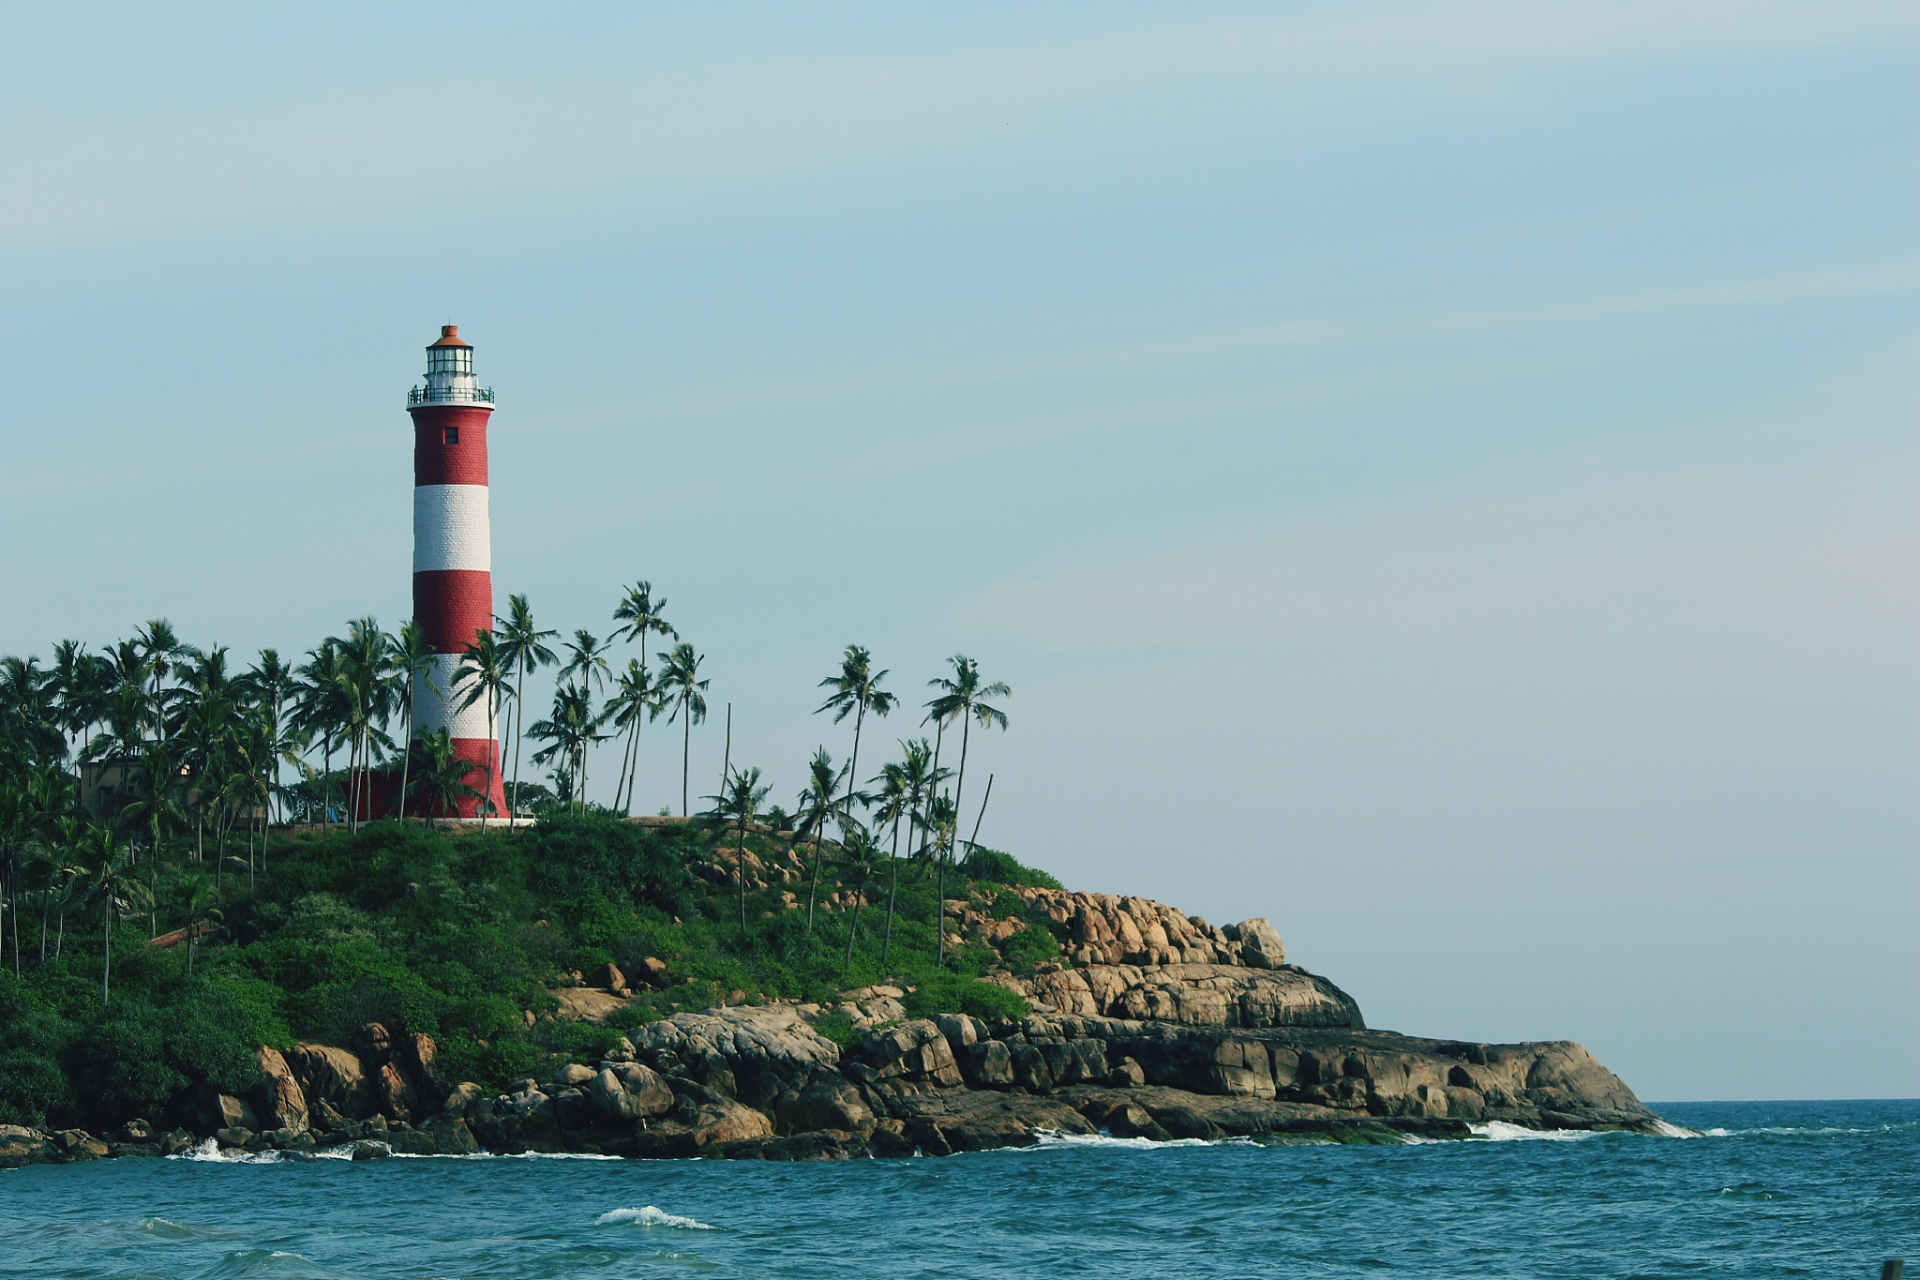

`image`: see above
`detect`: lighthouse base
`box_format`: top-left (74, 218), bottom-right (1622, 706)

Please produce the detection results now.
top-left (359, 738), bottom-right (510, 822)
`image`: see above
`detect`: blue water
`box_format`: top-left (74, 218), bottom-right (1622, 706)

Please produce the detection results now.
top-left (1, 1100), bottom-right (1912, 1278)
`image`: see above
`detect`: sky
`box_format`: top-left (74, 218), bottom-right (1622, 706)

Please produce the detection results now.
top-left (1, 2), bottom-right (1913, 1101)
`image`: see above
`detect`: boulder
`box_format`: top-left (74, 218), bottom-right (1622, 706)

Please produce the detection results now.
top-left (214, 1126), bottom-right (254, 1149)
top-left (863, 1020), bottom-right (963, 1087)
top-left (284, 1045), bottom-right (377, 1121)
top-left (1234, 919), bottom-right (1286, 969)
top-left (585, 1064), bottom-right (675, 1122)
top-left (375, 1061), bottom-right (418, 1122)
top-left (638, 957), bottom-right (671, 989)
top-left (253, 1047), bottom-right (309, 1133)
top-left (1008, 1043), bottom-right (1052, 1094)
top-left (386, 1115), bottom-right (482, 1156)
top-left (592, 962), bottom-right (629, 994)
top-left (631, 1096), bottom-right (774, 1159)
top-left (713, 1130), bottom-right (871, 1161)
top-left (400, 1033), bottom-right (444, 1109)
top-left (201, 1091), bottom-right (260, 1134)
top-left (626, 1005), bottom-right (842, 1111)
top-left (1080, 1098), bottom-right (1172, 1141)
top-left (353, 1023), bottom-right (393, 1064)
top-left (0, 1125), bottom-right (58, 1168)
top-left (776, 1071), bottom-right (873, 1134)
top-left (961, 1040), bottom-right (1015, 1089)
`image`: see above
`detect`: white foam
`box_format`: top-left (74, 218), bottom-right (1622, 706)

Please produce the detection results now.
top-left (596, 1206), bottom-right (716, 1230)
top-left (1649, 1120), bottom-right (1703, 1138)
top-left (1468, 1122), bottom-right (1597, 1142)
top-left (169, 1138), bottom-right (284, 1164)
top-left (1019, 1128), bottom-right (1251, 1151)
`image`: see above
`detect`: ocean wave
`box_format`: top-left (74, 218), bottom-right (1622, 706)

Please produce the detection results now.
top-left (170, 1138), bottom-right (286, 1164)
top-left (1002, 1128), bottom-right (1254, 1151)
top-left (1648, 1120), bottom-right (1702, 1138)
top-left (1468, 1122), bottom-right (1598, 1142)
top-left (195, 1248), bottom-right (334, 1278)
top-left (596, 1206), bottom-right (717, 1230)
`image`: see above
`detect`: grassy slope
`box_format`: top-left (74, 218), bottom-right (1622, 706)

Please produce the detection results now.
top-left (0, 815), bottom-right (1067, 1132)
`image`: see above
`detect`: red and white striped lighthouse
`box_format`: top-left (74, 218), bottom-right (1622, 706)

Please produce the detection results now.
top-left (407, 325), bottom-right (507, 819)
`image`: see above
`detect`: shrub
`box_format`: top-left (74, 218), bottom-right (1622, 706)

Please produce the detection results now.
top-left (901, 974), bottom-right (1029, 1024)
top-left (812, 1007), bottom-right (859, 1051)
top-left (999, 921), bottom-right (1064, 975)
top-left (961, 848), bottom-right (1063, 891)
top-left (524, 814), bottom-right (694, 916)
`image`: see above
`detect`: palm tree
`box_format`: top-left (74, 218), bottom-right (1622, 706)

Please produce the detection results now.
top-left (387, 624), bottom-right (437, 823)
top-left (612, 582), bottom-right (676, 812)
top-left (705, 765), bottom-right (770, 938)
top-left (838, 826), bottom-right (884, 976)
top-left (923, 656), bottom-right (1010, 862)
top-left (557, 631), bottom-right (613, 806)
top-left (405, 729), bottom-right (485, 828)
top-left (133, 619), bottom-right (188, 745)
top-left (922, 792), bottom-right (958, 965)
top-left (815, 644), bottom-right (896, 832)
top-left (118, 739), bottom-right (185, 938)
top-left (869, 750), bottom-right (927, 965)
top-left (178, 870), bottom-right (222, 978)
top-left (656, 643), bottom-right (708, 817)
top-left (82, 826), bottom-right (147, 1001)
top-left (453, 629), bottom-right (510, 821)
top-left (329, 618), bottom-right (397, 831)
top-left (793, 747), bottom-right (849, 934)
top-left (494, 594), bottom-right (558, 827)
top-left (293, 640), bottom-right (348, 824)
top-left (529, 683), bottom-right (600, 813)
top-left (604, 660), bottom-right (661, 817)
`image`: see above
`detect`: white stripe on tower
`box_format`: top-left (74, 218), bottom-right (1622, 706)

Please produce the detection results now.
top-left (413, 653), bottom-right (496, 739)
top-left (412, 485), bottom-right (491, 573)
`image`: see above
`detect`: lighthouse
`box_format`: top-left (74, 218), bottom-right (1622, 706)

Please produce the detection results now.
top-left (407, 325), bottom-right (507, 819)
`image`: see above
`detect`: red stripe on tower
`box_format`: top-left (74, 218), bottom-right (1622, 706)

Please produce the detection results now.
top-left (407, 325), bottom-right (507, 820)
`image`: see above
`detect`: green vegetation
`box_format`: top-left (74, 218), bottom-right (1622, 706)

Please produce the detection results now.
top-left (0, 811), bottom-right (1065, 1133)
top-left (0, 590), bottom-right (1040, 1134)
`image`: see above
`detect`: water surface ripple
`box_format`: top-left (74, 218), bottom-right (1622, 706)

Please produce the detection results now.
top-left (0, 1100), bottom-right (1911, 1278)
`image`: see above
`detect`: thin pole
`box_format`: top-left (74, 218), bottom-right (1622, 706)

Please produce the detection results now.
top-left (719, 703), bottom-right (732, 798)
top-left (965, 773), bottom-right (994, 856)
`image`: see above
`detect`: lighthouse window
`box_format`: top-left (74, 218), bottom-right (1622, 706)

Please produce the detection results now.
top-left (443, 426), bottom-right (460, 445)
top-left (428, 346), bottom-right (472, 376)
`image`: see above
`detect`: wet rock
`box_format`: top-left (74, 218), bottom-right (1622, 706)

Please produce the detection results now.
top-left (1080, 1098), bottom-right (1172, 1141)
top-left (213, 1126), bottom-right (254, 1149)
top-left (159, 1128), bottom-right (197, 1156)
top-left (386, 1115), bottom-right (482, 1156)
top-left (714, 1129), bottom-right (871, 1161)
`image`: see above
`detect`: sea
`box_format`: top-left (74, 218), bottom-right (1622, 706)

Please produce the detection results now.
top-left (0, 1100), bottom-right (1912, 1279)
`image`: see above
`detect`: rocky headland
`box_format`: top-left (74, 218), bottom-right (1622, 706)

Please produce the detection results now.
top-left (0, 889), bottom-right (1667, 1167)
